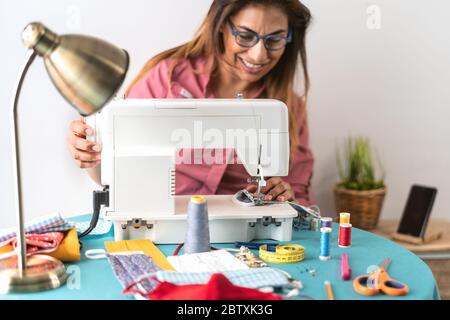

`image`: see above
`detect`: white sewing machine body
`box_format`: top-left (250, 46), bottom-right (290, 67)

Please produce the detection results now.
top-left (86, 98), bottom-right (298, 244)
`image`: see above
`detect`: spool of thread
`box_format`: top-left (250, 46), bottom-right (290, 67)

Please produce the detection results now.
top-left (320, 217), bottom-right (333, 229)
top-left (338, 223), bottom-right (352, 248)
top-left (319, 227), bottom-right (332, 260)
top-left (339, 212), bottom-right (351, 224)
top-left (184, 195), bottom-right (210, 254)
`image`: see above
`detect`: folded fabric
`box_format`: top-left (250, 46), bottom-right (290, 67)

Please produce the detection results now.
top-left (105, 240), bottom-right (174, 271)
top-left (0, 244), bottom-right (13, 255)
top-left (47, 228), bottom-right (80, 262)
top-left (107, 252), bottom-right (162, 293)
top-left (143, 273), bottom-right (283, 300)
top-left (0, 213), bottom-right (74, 243)
top-left (1, 232), bottom-right (64, 255)
top-left (155, 267), bottom-right (290, 289)
top-left (0, 228), bottom-right (80, 262)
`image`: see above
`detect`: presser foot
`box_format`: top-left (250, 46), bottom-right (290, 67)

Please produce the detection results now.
top-left (246, 175), bottom-right (267, 206)
top-left (253, 194), bottom-right (266, 206)
top-left (232, 189), bottom-right (269, 207)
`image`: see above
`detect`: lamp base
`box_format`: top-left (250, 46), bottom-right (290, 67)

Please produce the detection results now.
top-left (0, 254), bottom-right (68, 294)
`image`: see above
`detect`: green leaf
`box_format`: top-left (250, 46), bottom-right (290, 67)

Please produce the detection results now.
top-left (336, 136), bottom-right (385, 190)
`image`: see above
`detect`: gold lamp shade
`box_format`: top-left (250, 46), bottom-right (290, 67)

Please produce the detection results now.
top-left (22, 22), bottom-right (129, 115)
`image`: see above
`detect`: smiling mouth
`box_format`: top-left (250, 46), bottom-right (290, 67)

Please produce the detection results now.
top-left (238, 57), bottom-right (268, 73)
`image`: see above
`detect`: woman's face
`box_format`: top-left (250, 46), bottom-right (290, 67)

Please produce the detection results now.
top-left (221, 4), bottom-right (289, 84)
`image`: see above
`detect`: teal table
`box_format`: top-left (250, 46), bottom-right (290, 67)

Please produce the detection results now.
top-left (1, 215), bottom-right (440, 300)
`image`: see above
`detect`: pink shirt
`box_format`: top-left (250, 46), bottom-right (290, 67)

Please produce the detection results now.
top-left (127, 57), bottom-right (314, 205)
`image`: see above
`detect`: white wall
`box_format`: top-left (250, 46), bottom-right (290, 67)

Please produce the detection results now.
top-left (1, 0), bottom-right (449, 229)
top-left (305, 0), bottom-right (450, 220)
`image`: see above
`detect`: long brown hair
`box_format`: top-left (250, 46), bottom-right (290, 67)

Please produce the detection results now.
top-left (126, 0), bottom-right (312, 153)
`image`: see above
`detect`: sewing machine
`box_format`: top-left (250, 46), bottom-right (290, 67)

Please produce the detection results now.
top-left (86, 98), bottom-right (298, 244)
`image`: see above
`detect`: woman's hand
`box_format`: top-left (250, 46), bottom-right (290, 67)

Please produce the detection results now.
top-left (246, 177), bottom-right (296, 202)
top-left (67, 118), bottom-right (102, 169)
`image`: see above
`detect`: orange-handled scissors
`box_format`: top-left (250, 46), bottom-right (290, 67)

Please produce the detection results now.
top-left (353, 258), bottom-right (409, 296)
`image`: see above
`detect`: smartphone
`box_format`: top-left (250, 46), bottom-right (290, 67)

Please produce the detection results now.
top-left (397, 185), bottom-right (437, 238)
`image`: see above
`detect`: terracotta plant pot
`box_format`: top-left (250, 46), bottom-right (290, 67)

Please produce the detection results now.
top-left (334, 186), bottom-right (386, 230)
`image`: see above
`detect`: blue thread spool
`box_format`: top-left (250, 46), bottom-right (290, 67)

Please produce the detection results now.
top-left (320, 217), bottom-right (333, 229)
top-left (184, 195), bottom-right (210, 254)
top-left (319, 227), bottom-right (332, 260)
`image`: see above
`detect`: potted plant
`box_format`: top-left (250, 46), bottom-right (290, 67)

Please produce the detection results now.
top-left (334, 136), bottom-right (386, 230)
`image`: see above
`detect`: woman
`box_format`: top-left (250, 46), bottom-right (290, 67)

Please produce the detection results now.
top-left (67, 0), bottom-right (314, 206)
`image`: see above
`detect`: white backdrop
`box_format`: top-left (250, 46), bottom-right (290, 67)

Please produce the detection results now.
top-left (1, 0), bottom-right (449, 229)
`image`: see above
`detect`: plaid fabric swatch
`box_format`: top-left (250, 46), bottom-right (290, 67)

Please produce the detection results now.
top-left (155, 267), bottom-right (290, 289)
top-left (0, 213), bottom-right (74, 243)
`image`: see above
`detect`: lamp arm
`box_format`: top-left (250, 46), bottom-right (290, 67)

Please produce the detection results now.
top-left (10, 49), bottom-right (37, 274)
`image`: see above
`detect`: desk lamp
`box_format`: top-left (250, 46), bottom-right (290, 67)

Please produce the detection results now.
top-left (0, 22), bottom-right (128, 293)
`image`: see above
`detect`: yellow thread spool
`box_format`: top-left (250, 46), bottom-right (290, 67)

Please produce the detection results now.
top-left (340, 212), bottom-right (351, 224)
top-left (191, 195), bottom-right (206, 204)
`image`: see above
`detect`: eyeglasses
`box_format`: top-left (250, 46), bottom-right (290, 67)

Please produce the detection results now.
top-left (227, 18), bottom-right (292, 51)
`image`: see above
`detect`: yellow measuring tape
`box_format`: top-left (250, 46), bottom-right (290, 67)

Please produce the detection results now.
top-left (259, 244), bottom-right (305, 264)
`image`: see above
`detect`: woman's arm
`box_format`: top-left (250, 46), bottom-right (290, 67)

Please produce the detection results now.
top-left (285, 96), bottom-right (314, 205)
top-left (288, 120), bottom-right (314, 206)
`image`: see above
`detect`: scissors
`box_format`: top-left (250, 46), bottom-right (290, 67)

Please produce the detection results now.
top-left (353, 258), bottom-right (409, 296)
